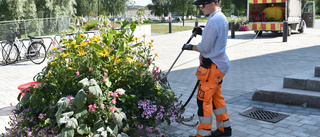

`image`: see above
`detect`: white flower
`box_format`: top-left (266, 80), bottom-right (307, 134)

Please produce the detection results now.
top-left (116, 88), bottom-right (125, 95)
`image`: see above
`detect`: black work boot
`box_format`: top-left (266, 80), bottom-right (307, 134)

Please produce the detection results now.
top-left (211, 127), bottom-right (232, 137)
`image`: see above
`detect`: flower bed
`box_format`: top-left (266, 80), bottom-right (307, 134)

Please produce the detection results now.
top-left (3, 21), bottom-right (189, 137)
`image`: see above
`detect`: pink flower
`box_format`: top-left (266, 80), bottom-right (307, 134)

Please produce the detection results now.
top-left (112, 99), bottom-right (116, 104)
top-left (110, 92), bottom-right (118, 97)
top-left (10, 103), bottom-right (12, 106)
top-left (113, 93), bottom-right (118, 97)
top-left (157, 66), bottom-right (160, 70)
top-left (103, 77), bottom-right (106, 82)
top-left (100, 104), bottom-right (105, 109)
top-left (116, 88), bottom-right (125, 95)
top-left (104, 72), bottom-right (106, 76)
top-left (76, 71), bottom-right (80, 76)
top-left (28, 131), bottom-right (32, 136)
top-left (89, 67), bottom-right (92, 72)
top-left (51, 41), bottom-right (57, 45)
top-left (148, 58), bottom-right (153, 65)
top-left (88, 104), bottom-right (96, 112)
top-left (1, 15), bottom-right (4, 18)
top-left (109, 106), bottom-right (115, 113)
top-left (38, 113), bottom-right (45, 119)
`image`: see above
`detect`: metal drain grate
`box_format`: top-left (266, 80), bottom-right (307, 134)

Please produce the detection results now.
top-left (240, 108), bottom-right (289, 123)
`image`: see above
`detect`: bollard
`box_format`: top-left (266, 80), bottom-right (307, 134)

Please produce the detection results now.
top-left (283, 21), bottom-right (288, 42)
top-left (169, 21), bottom-right (172, 33)
top-left (195, 20), bottom-right (198, 27)
top-left (231, 21), bottom-right (235, 38)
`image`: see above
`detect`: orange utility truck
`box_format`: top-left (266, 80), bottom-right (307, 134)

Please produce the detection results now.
top-left (247, 0), bottom-right (315, 36)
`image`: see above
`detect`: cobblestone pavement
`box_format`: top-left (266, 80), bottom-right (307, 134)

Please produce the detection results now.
top-left (1, 22), bottom-right (320, 137)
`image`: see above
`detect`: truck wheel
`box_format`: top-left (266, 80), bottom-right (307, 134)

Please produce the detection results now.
top-left (298, 24), bottom-right (305, 33)
top-left (288, 26), bottom-right (291, 36)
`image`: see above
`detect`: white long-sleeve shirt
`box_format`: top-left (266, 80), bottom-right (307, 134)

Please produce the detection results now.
top-left (197, 9), bottom-right (230, 74)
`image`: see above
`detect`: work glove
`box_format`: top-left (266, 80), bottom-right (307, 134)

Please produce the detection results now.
top-left (182, 44), bottom-right (193, 50)
top-left (192, 27), bottom-right (202, 36)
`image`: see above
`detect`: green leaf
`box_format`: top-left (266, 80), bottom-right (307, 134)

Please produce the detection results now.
top-left (131, 43), bottom-right (141, 48)
top-left (88, 79), bottom-right (102, 97)
top-left (61, 128), bottom-right (74, 137)
top-left (78, 78), bottom-right (89, 88)
top-left (66, 117), bottom-right (78, 129)
top-left (110, 123), bottom-right (119, 135)
top-left (19, 94), bottom-right (31, 106)
top-left (101, 131), bottom-right (107, 137)
top-left (130, 23), bottom-right (136, 32)
top-left (61, 111), bottom-right (74, 118)
top-left (106, 126), bottom-right (113, 134)
top-left (74, 90), bottom-right (87, 109)
top-left (107, 32), bottom-right (113, 46)
top-left (68, 26), bottom-right (75, 31)
top-left (104, 21), bottom-right (108, 28)
top-left (76, 34), bottom-right (82, 45)
top-left (58, 97), bottom-right (70, 111)
top-left (56, 107), bottom-right (62, 123)
top-left (58, 117), bottom-right (69, 126)
top-left (75, 109), bottom-right (88, 123)
top-left (17, 92), bottom-right (22, 101)
top-left (121, 20), bottom-right (129, 29)
top-left (93, 117), bottom-right (105, 132)
top-left (77, 124), bottom-right (90, 135)
top-left (104, 77), bottom-right (112, 88)
top-left (90, 43), bottom-right (105, 52)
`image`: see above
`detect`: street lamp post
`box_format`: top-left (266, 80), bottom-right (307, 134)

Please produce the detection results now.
top-left (182, 0), bottom-right (185, 26)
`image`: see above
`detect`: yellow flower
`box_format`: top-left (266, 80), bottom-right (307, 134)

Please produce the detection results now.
top-left (70, 41), bottom-right (76, 45)
top-left (68, 62), bottom-right (74, 65)
top-left (117, 32), bottom-right (121, 35)
top-left (98, 51), bottom-right (109, 57)
top-left (147, 42), bottom-right (153, 47)
top-left (54, 57), bottom-right (59, 60)
top-left (136, 63), bottom-right (142, 66)
top-left (61, 41), bottom-right (68, 44)
top-left (45, 71), bottom-right (51, 77)
top-left (65, 43), bottom-right (71, 49)
top-left (51, 47), bottom-right (58, 50)
top-left (50, 61), bottom-right (56, 65)
top-left (127, 57), bottom-right (134, 63)
top-left (153, 52), bottom-right (159, 58)
top-left (76, 48), bottom-right (86, 56)
top-left (61, 53), bottom-right (70, 58)
top-left (68, 67), bottom-right (75, 70)
top-left (74, 44), bottom-right (79, 48)
top-left (80, 34), bottom-right (86, 39)
top-left (142, 34), bottom-right (146, 37)
top-left (151, 39), bottom-right (154, 42)
top-left (80, 42), bottom-right (89, 47)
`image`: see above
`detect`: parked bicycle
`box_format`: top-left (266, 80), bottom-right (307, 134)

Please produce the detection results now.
top-left (1, 28), bottom-right (46, 64)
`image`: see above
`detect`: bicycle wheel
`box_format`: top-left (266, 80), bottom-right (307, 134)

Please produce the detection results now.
top-left (1, 42), bottom-right (19, 64)
top-left (27, 41), bottom-right (46, 64)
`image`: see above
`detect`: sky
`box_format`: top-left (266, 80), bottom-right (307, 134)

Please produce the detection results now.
top-left (133, 0), bottom-right (153, 6)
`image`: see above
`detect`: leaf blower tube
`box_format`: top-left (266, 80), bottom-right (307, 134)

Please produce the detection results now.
top-left (161, 28), bottom-right (204, 110)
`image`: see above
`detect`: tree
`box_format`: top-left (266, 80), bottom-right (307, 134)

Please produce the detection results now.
top-left (102, 0), bottom-right (128, 18)
top-left (136, 8), bottom-right (146, 22)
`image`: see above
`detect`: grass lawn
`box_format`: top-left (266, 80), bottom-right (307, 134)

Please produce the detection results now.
top-left (150, 24), bottom-right (194, 33)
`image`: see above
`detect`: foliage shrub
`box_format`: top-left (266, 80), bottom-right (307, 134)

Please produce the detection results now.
top-left (3, 21), bottom-right (189, 137)
top-left (84, 20), bottom-right (98, 31)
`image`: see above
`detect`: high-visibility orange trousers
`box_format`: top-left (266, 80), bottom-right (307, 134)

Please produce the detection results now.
top-left (195, 63), bottom-right (230, 137)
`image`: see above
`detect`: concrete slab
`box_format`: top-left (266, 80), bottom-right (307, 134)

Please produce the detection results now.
top-left (253, 82), bottom-right (320, 108)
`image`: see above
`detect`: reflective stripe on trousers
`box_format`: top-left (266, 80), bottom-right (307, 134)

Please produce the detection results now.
top-left (196, 63), bottom-right (230, 137)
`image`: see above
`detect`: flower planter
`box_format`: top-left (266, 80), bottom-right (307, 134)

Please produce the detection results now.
top-left (18, 81), bottom-right (40, 97)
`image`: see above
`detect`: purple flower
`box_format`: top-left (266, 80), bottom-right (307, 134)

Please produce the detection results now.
top-left (38, 113), bottom-right (45, 119)
top-left (137, 124), bottom-right (143, 129)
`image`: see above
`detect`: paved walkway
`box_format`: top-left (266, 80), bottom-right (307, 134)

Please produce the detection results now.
top-left (1, 22), bottom-right (320, 136)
